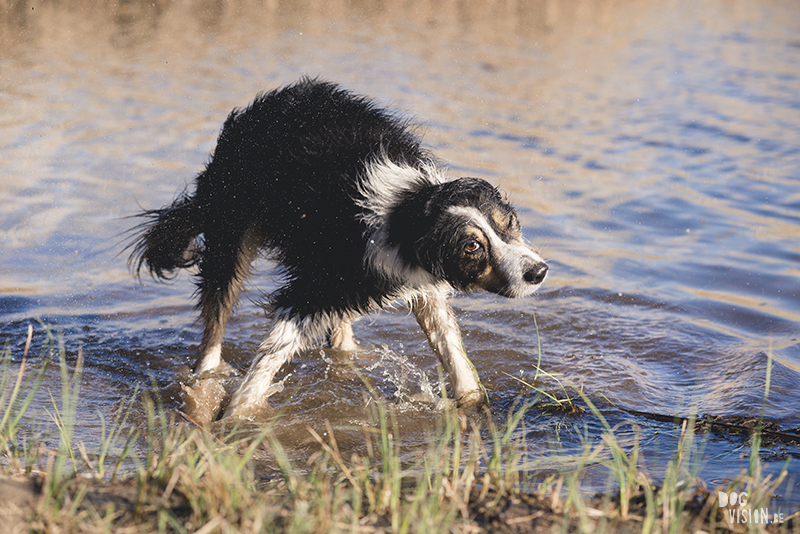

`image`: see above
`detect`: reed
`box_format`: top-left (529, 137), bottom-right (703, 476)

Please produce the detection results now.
top-left (0, 327), bottom-right (795, 533)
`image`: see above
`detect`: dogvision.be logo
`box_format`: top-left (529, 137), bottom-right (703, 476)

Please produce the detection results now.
top-left (718, 491), bottom-right (784, 525)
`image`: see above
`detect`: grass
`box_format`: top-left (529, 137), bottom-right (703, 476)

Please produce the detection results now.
top-left (1, 328), bottom-right (797, 533)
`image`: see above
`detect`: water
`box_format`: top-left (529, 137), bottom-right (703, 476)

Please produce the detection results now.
top-left (1, 0), bottom-right (799, 504)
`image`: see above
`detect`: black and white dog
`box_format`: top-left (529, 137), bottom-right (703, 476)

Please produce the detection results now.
top-left (129, 78), bottom-right (548, 418)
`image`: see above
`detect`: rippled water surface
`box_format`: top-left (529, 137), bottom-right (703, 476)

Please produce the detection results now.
top-left (1, 0), bottom-right (799, 505)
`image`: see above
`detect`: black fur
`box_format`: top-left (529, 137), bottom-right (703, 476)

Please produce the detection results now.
top-left (132, 79), bottom-right (421, 312)
top-left (128, 77), bottom-right (547, 414)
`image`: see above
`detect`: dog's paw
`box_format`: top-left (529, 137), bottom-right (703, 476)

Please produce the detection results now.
top-left (181, 378), bottom-right (227, 425)
top-left (193, 361), bottom-right (239, 379)
top-left (222, 379), bottom-right (286, 421)
top-left (456, 389), bottom-right (485, 408)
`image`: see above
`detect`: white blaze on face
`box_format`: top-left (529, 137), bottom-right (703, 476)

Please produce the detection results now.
top-left (446, 205), bottom-right (545, 297)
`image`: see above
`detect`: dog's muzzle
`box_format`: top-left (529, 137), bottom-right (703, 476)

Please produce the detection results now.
top-left (523, 261), bottom-right (549, 285)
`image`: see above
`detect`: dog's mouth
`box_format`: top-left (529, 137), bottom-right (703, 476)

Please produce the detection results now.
top-left (463, 260), bottom-right (548, 298)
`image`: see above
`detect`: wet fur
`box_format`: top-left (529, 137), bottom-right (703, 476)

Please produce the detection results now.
top-left (127, 78), bottom-right (548, 418)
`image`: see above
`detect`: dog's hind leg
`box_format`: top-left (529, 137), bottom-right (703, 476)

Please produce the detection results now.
top-left (408, 288), bottom-right (483, 405)
top-left (194, 223), bottom-right (263, 374)
top-left (326, 318), bottom-right (357, 351)
top-left (224, 312), bottom-right (315, 418)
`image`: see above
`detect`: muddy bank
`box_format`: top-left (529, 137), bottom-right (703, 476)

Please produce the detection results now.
top-left (3, 473), bottom-right (797, 534)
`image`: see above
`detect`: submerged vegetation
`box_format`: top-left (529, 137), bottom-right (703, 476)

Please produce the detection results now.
top-left (1, 327), bottom-right (797, 533)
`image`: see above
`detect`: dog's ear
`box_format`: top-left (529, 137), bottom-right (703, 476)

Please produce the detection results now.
top-left (386, 184), bottom-right (442, 269)
top-left (413, 226), bottom-right (450, 280)
top-left (413, 201), bottom-right (470, 283)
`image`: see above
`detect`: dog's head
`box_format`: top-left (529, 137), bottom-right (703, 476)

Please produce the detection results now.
top-left (392, 177), bottom-right (548, 297)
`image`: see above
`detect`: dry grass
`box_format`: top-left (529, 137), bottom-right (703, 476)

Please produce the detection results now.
top-left (1, 327), bottom-right (798, 533)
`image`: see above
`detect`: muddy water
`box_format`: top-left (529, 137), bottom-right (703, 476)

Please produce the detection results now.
top-left (1, 0), bottom-right (799, 503)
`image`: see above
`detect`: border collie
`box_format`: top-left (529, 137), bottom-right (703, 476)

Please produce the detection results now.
top-left (128, 78), bottom-right (548, 418)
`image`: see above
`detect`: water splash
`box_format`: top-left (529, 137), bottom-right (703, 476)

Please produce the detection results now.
top-left (365, 345), bottom-right (441, 407)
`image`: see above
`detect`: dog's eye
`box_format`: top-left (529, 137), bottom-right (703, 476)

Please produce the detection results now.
top-left (464, 241), bottom-right (481, 254)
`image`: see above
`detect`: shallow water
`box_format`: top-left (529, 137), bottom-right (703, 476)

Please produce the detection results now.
top-left (1, 0), bottom-right (799, 507)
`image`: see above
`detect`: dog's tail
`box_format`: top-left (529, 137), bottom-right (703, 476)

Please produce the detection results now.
top-left (127, 192), bottom-right (203, 280)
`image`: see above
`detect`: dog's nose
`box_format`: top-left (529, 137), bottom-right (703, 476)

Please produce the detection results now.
top-left (523, 262), bottom-right (548, 285)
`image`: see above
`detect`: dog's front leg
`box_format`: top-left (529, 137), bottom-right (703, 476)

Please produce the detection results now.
top-left (409, 291), bottom-right (483, 405)
top-left (224, 317), bottom-right (304, 418)
top-left (326, 318), bottom-right (357, 351)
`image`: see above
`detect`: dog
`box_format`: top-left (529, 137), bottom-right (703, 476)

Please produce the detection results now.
top-left (128, 78), bottom-right (548, 419)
